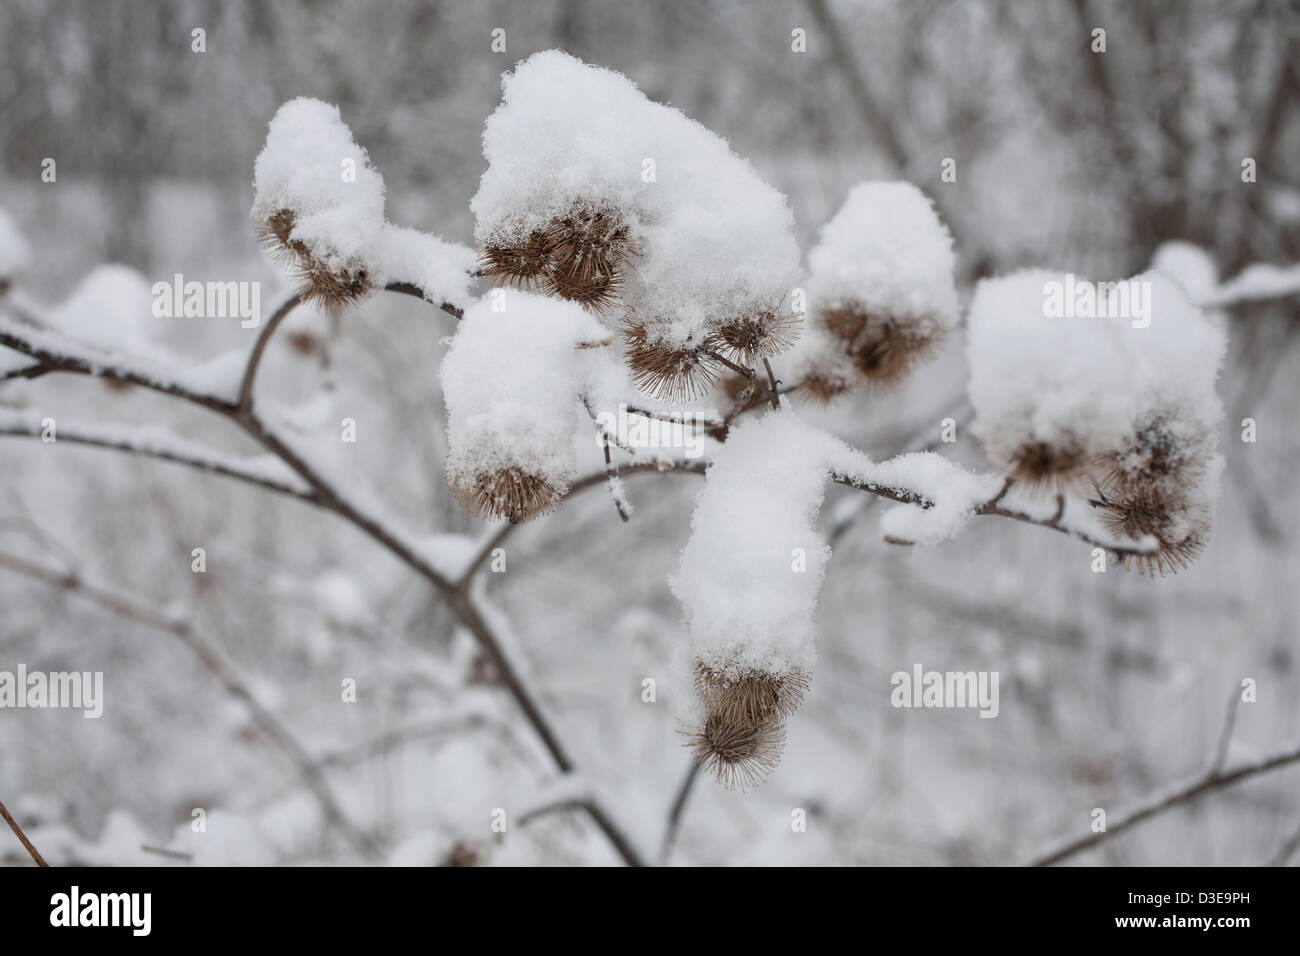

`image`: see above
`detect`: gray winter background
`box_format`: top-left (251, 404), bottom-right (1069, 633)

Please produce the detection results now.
top-left (1, 0), bottom-right (1297, 865)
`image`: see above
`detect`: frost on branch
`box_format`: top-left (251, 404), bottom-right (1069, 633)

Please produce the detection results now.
top-left (471, 50), bottom-right (802, 400)
top-left (0, 207), bottom-right (31, 291)
top-left (967, 270), bottom-right (1225, 574)
top-left (870, 452), bottom-right (1003, 547)
top-left (670, 411), bottom-right (846, 788)
top-left (793, 182), bottom-right (958, 402)
top-left (252, 97), bottom-right (387, 312)
top-left (440, 289), bottom-right (608, 523)
top-left (376, 224), bottom-right (476, 311)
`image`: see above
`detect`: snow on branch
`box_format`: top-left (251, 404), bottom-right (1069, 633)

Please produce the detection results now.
top-left (0, 411), bottom-right (314, 501)
top-left (0, 307), bottom-right (244, 412)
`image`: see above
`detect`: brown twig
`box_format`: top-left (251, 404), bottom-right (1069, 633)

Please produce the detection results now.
top-left (1030, 737), bottom-right (1300, 866)
top-left (0, 288), bottom-right (647, 866)
top-left (0, 551), bottom-right (376, 857)
top-left (0, 797), bottom-right (49, 866)
top-left (659, 761), bottom-right (701, 864)
top-left (0, 421), bottom-right (317, 503)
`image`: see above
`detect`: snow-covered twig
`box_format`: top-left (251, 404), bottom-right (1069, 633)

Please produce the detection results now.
top-left (1028, 737), bottom-right (1300, 866)
top-left (0, 309), bottom-right (239, 414)
top-left (456, 459), bottom-right (710, 589)
top-left (0, 414), bottom-right (316, 503)
top-left (236, 288), bottom-right (304, 412)
top-left (517, 774), bottom-right (647, 867)
top-left (0, 286), bottom-right (649, 867)
top-left (0, 551), bottom-right (377, 858)
top-left (236, 281), bottom-right (464, 413)
top-left (972, 496), bottom-right (1158, 558)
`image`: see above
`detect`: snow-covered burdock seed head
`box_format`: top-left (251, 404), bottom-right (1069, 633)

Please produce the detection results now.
top-left (798, 182), bottom-right (959, 398)
top-left (1097, 482), bottom-right (1215, 577)
top-left (472, 50), bottom-right (802, 400)
top-left (538, 206), bottom-right (637, 311)
top-left (969, 268), bottom-right (1225, 572)
top-left (441, 290), bottom-right (609, 524)
top-left (689, 712), bottom-right (786, 792)
top-left (252, 98), bottom-right (386, 313)
top-left (1092, 273), bottom-right (1224, 574)
top-left (478, 205), bottom-right (638, 313)
top-left (671, 412), bottom-right (848, 787)
top-left (0, 207), bottom-right (31, 293)
top-left (715, 307), bottom-right (801, 366)
top-left (452, 465), bottom-right (567, 525)
top-left (621, 316), bottom-right (720, 401)
top-left (966, 269), bottom-right (1134, 493)
top-left (695, 664), bottom-right (809, 728)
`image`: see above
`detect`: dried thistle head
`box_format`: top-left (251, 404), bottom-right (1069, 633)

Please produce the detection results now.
top-left (695, 663), bottom-right (809, 727)
top-left (685, 662), bottom-right (808, 789)
top-left (256, 208), bottom-right (375, 313)
top-left (715, 308), bottom-right (800, 365)
top-left (1098, 485), bottom-right (1210, 576)
top-left (820, 304), bottom-right (943, 390)
top-left (623, 319), bottom-right (719, 400)
top-left (449, 464), bottom-right (569, 523)
top-left (794, 368), bottom-right (855, 405)
top-left (687, 713), bottom-right (786, 791)
top-left (1006, 436), bottom-right (1092, 494)
top-left (438, 842), bottom-right (481, 867)
top-left (540, 208), bottom-right (636, 313)
top-left (1095, 413), bottom-right (1209, 500)
top-left (477, 230), bottom-right (553, 289)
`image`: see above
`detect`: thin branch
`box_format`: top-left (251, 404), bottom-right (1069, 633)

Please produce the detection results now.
top-left (1211, 686), bottom-right (1242, 776)
top-left (0, 303), bottom-right (618, 844)
top-left (383, 280), bottom-right (465, 319)
top-left (1030, 737), bottom-right (1300, 866)
top-left (0, 309), bottom-right (239, 415)
top-left (762, 357), bottom-right (781, 410)
top-left (140, 845), bottom-right (193, 862)
top-left (973, 498), bottom-right (1157, 559)
top-left (455, 459), bottom-right (709, 591)
top-left (0, 797), bottom-right (49, 866)
top-left (0, 361), bottom-right (47, 382)
top-left (0, 419), bottom-right (317, 503)
top-left (0, 274), bottom-right (645, 864)
top-left (704, 349), bottom-right (759, 383)
top-left (622, 404), bottom-right (724, 431)
top-left (659, 761), bottom-right (701, 864)
top-left (236, 281), bottom-right (463, 413)
top-left (237, 289), bottom-right (303, 412)
top-left (600, 430), bottom-right (632, 523)
top-left (0, 552), bottom-right (376, 857)
top-left (517, 796), bottom-right (645, 868)
top-left (1269, 820), bottom-right (1300, 867)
